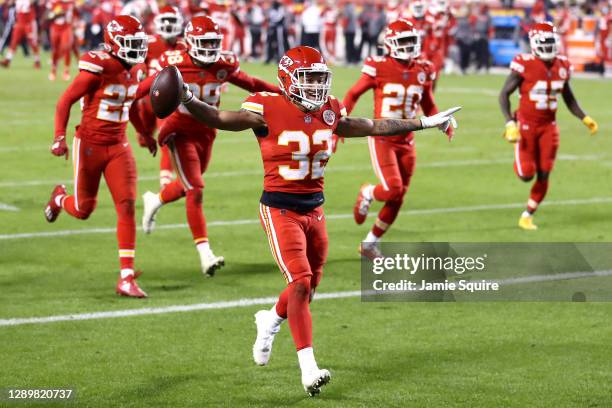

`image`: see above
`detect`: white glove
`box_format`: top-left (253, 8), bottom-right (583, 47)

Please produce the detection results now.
top-left (180, 83), bottom-right (194, 104)
top-left (420, 106), bottom-right (461, 133)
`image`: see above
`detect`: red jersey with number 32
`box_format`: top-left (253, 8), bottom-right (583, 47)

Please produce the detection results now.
top-left (510, 53), bottom-right (572, 124)
top-left (362, 55), bottom-right (435, 142)
top-left (77, 50), bottom-right (147, 144)
top-left (241, 93), bottom-right (346, 194)
top-left (157, 50), bottom-right (240, 144)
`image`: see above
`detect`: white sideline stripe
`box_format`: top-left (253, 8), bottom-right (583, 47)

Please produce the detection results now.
top-left (0, 202), bottom-right (20, 211)
top-left (0, 154), bottom-right (603, 189)
top-left (2, 269), bottom-right (611, 327)
top-left (1, 196), bottom-right (611, 241)
top-left (0, 291), bottom-right (362, 327)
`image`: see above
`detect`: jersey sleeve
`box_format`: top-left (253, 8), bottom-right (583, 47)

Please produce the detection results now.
top-left (241, 93), bottom-right (265, 115)
top-left (509, 54), bottom-right (526, 77)
top-left (78, 50), bottom-right (109, 75)
top-left (361, 56), bottom-right (378, 78)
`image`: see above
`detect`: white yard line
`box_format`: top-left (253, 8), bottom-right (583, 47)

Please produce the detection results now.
top-left (0, 202), bottom-right (19, 211)
top-left (0, 154), bottom-right (603, 189)
top-left (1, 269), bottom-right (610, 327)
top-left (1, 196), bottom-right (611, 241)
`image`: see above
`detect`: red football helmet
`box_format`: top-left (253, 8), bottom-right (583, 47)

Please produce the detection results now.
top-left (277, 46), bottom-right (332, 112)
top-left (384, 19), bottom-right (421, 61)
top-left (529, 21), bottom-right (559, 61)
top-left (104, 15), bottom-right (148, 65)
top-left (409, 0), bottom-right (426, 18)
top-left (154, 5), bottom-right (184, 40)
top-left (184, 16), bottom-right (223, 64)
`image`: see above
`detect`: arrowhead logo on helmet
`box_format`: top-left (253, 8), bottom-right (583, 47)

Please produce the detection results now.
top-left (104, 15), bottom-right (148, 65)
top-left (529, 21), bottom-right (560, 61)
top-left (185, 16), bottom-right (223, 64)
top-left (277, 46), bottom-right (332, 112)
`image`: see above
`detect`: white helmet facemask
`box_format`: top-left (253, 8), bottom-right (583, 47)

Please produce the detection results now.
top-left (385, 31), bottom-right (421, 60)
top-left (114, 31), bottom-right (148, 64)
top-left (279, 64), bottom-right (332, 111)
top-left (187, 33), bottom-right (223, 64)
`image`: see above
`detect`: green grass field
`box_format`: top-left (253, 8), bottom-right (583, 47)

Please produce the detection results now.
top-left (1, 54), bottom-right (612, 407)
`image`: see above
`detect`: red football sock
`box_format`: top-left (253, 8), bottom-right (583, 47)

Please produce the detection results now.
top-left (287, 277), bottom-right (313, 351)
top-left (275, 286), bottom-right (291, 319)
top-left (372, 200), bottom-right (402, 238)
top-left (160, 179), bottom-right (185, 204)
top-left (527, 179), bottom-right (549, 214)
top-left (185, 189), bottom-right (207, 241)
top-left (116, 199), bottom-right (136, 271)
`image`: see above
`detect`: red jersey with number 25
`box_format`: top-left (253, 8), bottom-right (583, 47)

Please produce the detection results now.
top-left (241, 93), bottom-right (346, 194)
top-left (77, 50), bottom-right (147, 144)
top-left (510, 53), bottom-right (572, 124)
top-left (362, 55), bottom-right (435, 142)
top-left (157, 50), bottom-right (240, 144)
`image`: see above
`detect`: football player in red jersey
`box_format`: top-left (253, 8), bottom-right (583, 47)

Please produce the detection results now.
top-left (140, 5), bottom-right (187, 187)
top-left (1, 0), bottom-right (41, 68)
top-left (44, 15), bottom-right (156, 298)
top-left (47, 0), bottom-right (77, 80)
top-left (168, 45), bottom-right (459, 395)
top-left (499, 22), bottom-right (598, 230)
top-left (137, 15), bottom-right (279, 277)
top-left (342, 19), bottom-right (452, 260)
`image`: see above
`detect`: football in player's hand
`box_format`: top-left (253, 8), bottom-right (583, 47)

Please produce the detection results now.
top-left (150, 66), bottom-right (183, 119)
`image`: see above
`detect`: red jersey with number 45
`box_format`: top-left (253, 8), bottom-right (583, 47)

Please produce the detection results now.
top-left (362, 56), bottom-right (435, 142)
top-left (156, 50), bottom-right (240, 144)
top-left (241, 92), bottom-right (346, 194)
top-left (76, 50), bottom-right (147, 144)
top-left (510, 53), bottom-right (572, 124)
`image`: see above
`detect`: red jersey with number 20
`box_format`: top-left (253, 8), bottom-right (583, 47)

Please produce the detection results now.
top-left (76, 50), bottom-right (147, 144)
top-left (510, 53), bottom-right (572, 124)
top-left (241, 92), bottom-right (346, 194)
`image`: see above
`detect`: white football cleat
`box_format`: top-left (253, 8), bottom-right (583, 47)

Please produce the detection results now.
top-left (200, 249), bottom-right (225, 277)
top-left (302, 368), bottom-right (331, 397)
top-left (252, 310), bottom-right (280, 366)
top-left (142, 191), bottom-right (162, 234)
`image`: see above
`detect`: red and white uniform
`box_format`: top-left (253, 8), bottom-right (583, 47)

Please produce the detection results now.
top-left (146, 34), bottom-right (187, 74)
top-left (343, 55), bottom-right (438, 236)
top-left (47, 0), bottom-right (77, 71)
top-left (510, 53), bottom-right (572, 176)
top-left (599, 11), bottom-right (612, 76)
top-left (322, 6), bottom-right (338, 58)
top-left (241, 92), bottom-right (345, 284)
top-left (6, 0), bottom-right (39, 59)
top-left (205, 1), bottom-right (232, 49)
top-left (53, 50), bottom-right (147, 266)
top-left (424, 11), bottom-right (453, 73)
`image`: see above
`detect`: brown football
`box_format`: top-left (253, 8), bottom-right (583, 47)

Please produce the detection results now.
top-left (150, 65), bottom-right (183, 119)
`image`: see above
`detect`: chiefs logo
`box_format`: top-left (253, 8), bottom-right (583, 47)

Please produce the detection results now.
top-left (322, 110), bottom-right (336, 126)
top-left (417, 72), bottom-right (426, 84)
top-left (558, 67), bottom-right (567, 80)
top-left (106, 21), bottom-right (124, 32)
top-left (279, 56), bottom-right (293, 68)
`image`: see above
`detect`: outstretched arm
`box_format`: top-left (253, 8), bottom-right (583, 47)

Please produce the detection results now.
top-left (342, 74), bottom-right (376, 114)
top-left (336, 107), bottom-right (460, 138)
top-left (563, 82), bottom-right (598, 135)
top-left (228, 70), bottom-right (280, 93)
top-left (181, 87), bottom-right (265, 131)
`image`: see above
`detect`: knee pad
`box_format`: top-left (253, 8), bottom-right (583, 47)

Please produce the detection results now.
top-left (77, 199), bottom-right (97, 219)
top-left (186, 188), bottom-right (203, 205)
top-left (537, 171), bottom-right (550, 181)
top-left (291, 278), bottom-right (312, 303)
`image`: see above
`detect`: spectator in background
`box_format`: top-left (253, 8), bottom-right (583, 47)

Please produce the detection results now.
top-left (301, 0), bottom-right (322, 50)
top-left (454, 4), bottom-right (474, 74)
top-left (265, 0), bottom-right (288, 64)
top-left (472, 4), bottom-right (491, 73)
top-left (341, 1), bottom-right (358, 64)
top-left (246, 0), bottom-right (264, 59)
top-left (358, 1), bottom-right (385, 58)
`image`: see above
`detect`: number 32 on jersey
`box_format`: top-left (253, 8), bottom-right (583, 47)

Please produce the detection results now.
top-left (278, 129), bottom-right (333, 181)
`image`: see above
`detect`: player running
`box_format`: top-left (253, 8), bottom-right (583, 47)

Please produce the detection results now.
top-left (1, 0), bottom-right (41, 69)
top-left (44, 15), bottom-right (155, 298)
top-left (140, 5), bottom-right (187, 187)
top-left (167, 45), bottom-right (459, 395)
top-left (499, 22), bottom-right (598, 230)
top-left (342, 19), bottom-right (453, 259)
top-left (138, 15), bottom-right (279, 277)
top-left (46, 0), bottom-right (77, 80)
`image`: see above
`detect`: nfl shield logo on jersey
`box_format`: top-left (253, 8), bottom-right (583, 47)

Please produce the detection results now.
top-left (559, 67), bottom-right (567, 80)
top-left (217, 70), bottom-right (228, 80)
top-left (417, 72), bottom-right (426, 84)
top-left (323, 110), bottom-right (336, 126)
